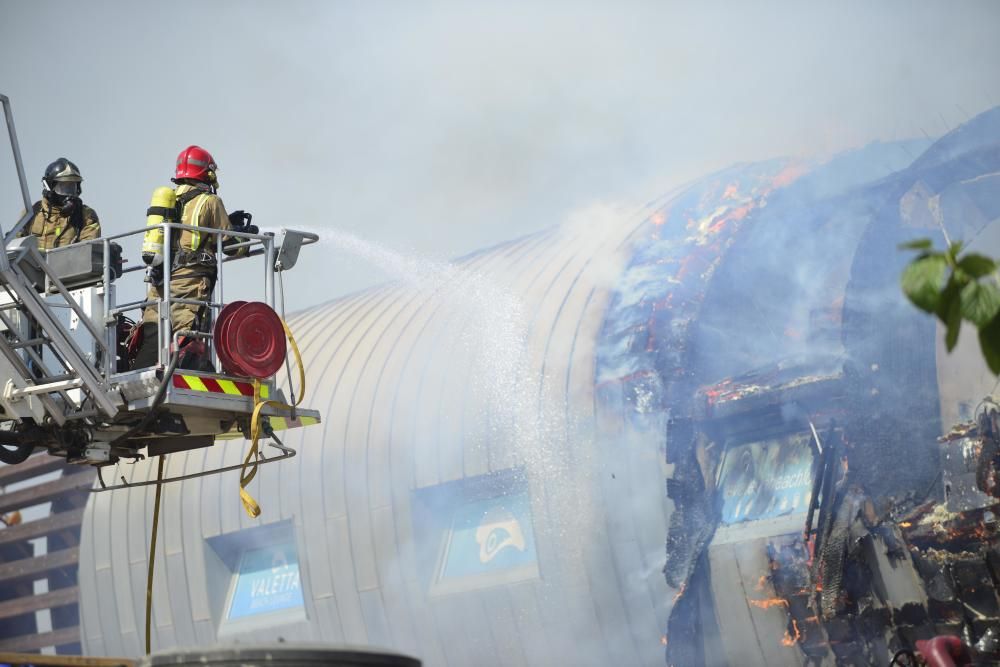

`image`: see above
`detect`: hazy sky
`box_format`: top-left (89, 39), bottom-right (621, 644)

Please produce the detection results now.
top-left (2, 0), bottom-right (999, 311)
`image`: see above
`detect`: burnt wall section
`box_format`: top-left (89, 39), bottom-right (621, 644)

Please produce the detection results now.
top-left (690, 139), bottom-right (931, 385)
top-left (593, 159), bottom-right (824, 633)
top-left (595, 158), bottom-right (812, 422)
top-left (843, 107), bottom-right (1000, 500)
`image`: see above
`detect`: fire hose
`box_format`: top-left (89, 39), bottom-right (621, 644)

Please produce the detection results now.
top-left (144, 311), bottom-right (303, 655)
top-left (0, 439), bottom-right (33, 465)
top-left (891, 636), bottom-right (973, 667)
top-left (238, 316), bottom-right (305, 518)
top-left (0, 424), bottom-right (56, 465)
top-left (916, 637), bottom-right (973, 667)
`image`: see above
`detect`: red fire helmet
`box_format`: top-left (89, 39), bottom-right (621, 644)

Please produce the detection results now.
top-left (174, 145), bottom-right (217, 182)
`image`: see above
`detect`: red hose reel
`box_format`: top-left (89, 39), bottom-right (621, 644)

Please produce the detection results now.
top-left (214, 301), bottom-right (286, 379)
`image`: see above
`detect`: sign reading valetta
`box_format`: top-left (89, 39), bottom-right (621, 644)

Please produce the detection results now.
top-left (228, 543), bottom-right (305, 619)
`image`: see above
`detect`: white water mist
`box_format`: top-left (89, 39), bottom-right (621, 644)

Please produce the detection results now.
top-left (318, 229), bottom-right (592, 562)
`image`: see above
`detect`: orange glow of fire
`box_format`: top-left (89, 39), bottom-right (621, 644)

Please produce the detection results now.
top-left (749, 597), bottom-right (789, 610)
top-left (702, 380), bottom-right (735, 406)
top-left (673, 584), bottom-right (686, 604)
top-left (756, 575), bottom-right (768, 591)
top-left (706, 217), bottom-right (728, 235)
top-left (771, 163), bottom-right (809, 189)
top-left (899, 521), bottom-right (912, 528)
top-left (704, 204), bottom-right (752, 236)
top-left (722, 183), bottom-right (739, 200)
top-left (661, 635), bottom-right (668, 646)
top-left (782, 620), bottom-right (802, 647)
top-left (651, 212), bottom-right (667, 226)
top-left (726, 203), bottom-right (752, 223)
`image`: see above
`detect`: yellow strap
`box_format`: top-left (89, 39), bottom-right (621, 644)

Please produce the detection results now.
top-left (238, 318), bottom-right (306, 518)
top-left (146, 454), bottom-right (166, 655)
top-left (187, 194), bottom-right (209, 250)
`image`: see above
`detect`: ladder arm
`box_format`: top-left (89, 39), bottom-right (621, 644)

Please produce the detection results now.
top-left (0, 94), bottom-right (34, 247)
top-left (0, 258), bottom-right (119, 418)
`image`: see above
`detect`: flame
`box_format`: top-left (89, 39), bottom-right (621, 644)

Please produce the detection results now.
top-left (749, 597), bottom-right (789, 610)
top-left (771, 163), bottom-right (809, 189)
top-left (782, 620), bottom-right (802, 647)
top-left (755, 575), bottom-right (768, 591)
top-left (673, 584), bottom-right (686, 604)
top-left (899, 521), bottom-right (912, 528)
top-left (661, 635), bottom-right (668, 646)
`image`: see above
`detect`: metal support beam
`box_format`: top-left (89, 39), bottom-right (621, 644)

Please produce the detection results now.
top-left (0, 94), bottom-right (33, 250)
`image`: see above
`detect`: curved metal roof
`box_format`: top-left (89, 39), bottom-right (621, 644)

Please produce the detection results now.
top-left (78, 202), bottom-right (673, 665)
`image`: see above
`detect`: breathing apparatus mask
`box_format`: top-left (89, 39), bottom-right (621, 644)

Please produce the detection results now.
top-left (42, 178), bottom-right (82, 208)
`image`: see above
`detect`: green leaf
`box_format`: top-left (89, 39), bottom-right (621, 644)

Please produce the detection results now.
top-left (961, 281), bottom-right (1000, 327)
top-left (958, 253), bottom-right (998, 278)
top-left (978, 315), bottom-right (1000, 375)
top-left (902, 254), bottom-right (948, 313)
top-left (953, 267), bottom-right (971, 285)
top-left (944, 294), bottom-right (962, 351)
top-left (948, 241), bottom-right (965, 264)
top-left (899, 238), bottom-right (934, 252)
top-left (937, 277), bottom-right (963, 322)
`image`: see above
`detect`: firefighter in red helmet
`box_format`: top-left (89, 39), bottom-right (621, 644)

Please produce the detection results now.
top-left (132, 145), bottom-right (255, 368)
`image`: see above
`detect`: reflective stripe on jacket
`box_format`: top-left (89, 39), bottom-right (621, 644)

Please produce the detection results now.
top-left (174, 183), bottom-right (231, 253)
top-left (21, 199), bottom-right (101, 250)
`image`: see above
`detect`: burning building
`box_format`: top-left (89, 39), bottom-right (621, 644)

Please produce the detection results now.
top-left (1, 106), bottom-right (988, 665)
top-left (651, 107), bottom-right (1000, 665)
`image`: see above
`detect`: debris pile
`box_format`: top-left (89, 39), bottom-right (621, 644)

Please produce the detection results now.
top-left (664, 365), bottom-right (1000, 665)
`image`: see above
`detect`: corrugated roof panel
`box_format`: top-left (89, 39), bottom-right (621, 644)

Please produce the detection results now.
top-left (79, 209), bottom-right (671, 664)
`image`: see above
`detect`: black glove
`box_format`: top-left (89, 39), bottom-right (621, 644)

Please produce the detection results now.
top-left (228, 210), bottom-right (250, 228)
top-left (147, 264), bottom-right (163, 285)
top-left (109, 242), bottom-right (124, 279)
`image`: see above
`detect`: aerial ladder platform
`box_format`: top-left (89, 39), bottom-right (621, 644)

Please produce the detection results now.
top-left (0, 94), bottom-right (321, 486)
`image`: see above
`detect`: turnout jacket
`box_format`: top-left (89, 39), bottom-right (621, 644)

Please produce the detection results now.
top-left (173, 183), bottom-right (232, 257)
top-left (21, 198), bottom-right (101, 250)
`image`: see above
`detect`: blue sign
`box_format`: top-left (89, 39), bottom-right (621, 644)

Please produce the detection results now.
top-left (228, 541), bottom-right (304, 620)
top-left (439, 491), bottom-right (537, 581)
top-left (717, 434), bottom-right (815, 525)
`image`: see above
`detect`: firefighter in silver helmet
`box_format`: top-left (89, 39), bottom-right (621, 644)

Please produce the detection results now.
top-left (20, 158), bottom-right (101, 249)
